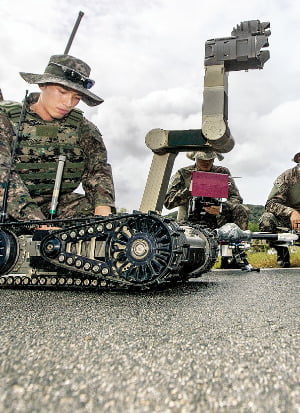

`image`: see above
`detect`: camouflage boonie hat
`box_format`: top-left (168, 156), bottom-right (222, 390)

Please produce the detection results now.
top-left (293, 152), bottom-right (300, 163)
top-left (19, 54), bottom-right (103, 106)
top-left (187, 147), bottom-right (224, 162)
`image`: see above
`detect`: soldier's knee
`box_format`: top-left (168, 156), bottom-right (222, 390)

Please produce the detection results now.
top-left (233, 204), bottom-right (249, 220)
top-left (236, 204), bottom-right (250, 217)
top-left (259, 212), bottom-right (276, 232)
top-left (230, 204), bottom-right (249, 230)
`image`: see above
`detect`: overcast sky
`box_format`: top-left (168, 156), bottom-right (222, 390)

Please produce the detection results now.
top-left (1, 0), bottom-right (300, 214)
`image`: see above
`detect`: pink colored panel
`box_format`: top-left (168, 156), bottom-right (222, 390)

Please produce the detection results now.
top-left (191, 171), bottom-right (229, 198)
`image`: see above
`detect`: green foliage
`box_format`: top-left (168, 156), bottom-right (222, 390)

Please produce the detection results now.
top-left (245, 204), bottom-right (265, 226)
top-left (248, 246), bottom-right (300, 268)
top-left (164, 211), bottom-right (177, 220)
top-left (245, 204), bottom-right (267, 231)
top-left (248, 221), bottom-right (259, 232)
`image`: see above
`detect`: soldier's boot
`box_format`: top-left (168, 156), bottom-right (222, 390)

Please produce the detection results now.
top-left (275, 246), bottom-right (290, 268)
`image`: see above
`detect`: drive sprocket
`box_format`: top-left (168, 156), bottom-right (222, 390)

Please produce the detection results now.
top-left (105, 213), bottom-right (186, 284)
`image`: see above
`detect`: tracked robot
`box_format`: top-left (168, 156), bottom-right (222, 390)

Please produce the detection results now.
top-left (1, 18), bottom-right (292, 291)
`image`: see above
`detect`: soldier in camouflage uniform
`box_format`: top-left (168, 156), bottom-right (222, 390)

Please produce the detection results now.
top-left (0, 54), bottom-right (115, 224)
top-left (164, 147), bottom-right (249, 229)
top-left (164, 148), bottom-right (249, 269)
top-left (259, 152), bottom-right (300, 267)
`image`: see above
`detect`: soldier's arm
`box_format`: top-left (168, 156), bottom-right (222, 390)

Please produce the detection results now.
top-left (164, 170), bottom-right (191, 210)
top-left (0, 114), bottom-right (45, 220)
top-left (80, 119), bottom-right (115, 214)
top-left (227, 176), bottom-right (243, 205)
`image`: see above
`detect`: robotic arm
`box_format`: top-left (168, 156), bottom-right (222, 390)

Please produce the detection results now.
top-left (140, 20), bottom-right (270, 213)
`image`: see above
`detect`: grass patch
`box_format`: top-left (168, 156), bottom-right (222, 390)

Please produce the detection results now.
top-left (214, 246), bottom-right (300, 269)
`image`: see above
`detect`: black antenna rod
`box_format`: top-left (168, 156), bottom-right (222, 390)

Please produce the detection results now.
top-left (64, 11), bottom-right (84, 55)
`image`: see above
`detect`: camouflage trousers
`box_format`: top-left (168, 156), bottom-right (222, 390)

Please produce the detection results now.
top-left (190, 202), bottom-right (250, 230)
top-left (39, 193), bottom-right (94, 219)
top-left (259, 212), bottom-right (291, 232)
top-left (216, 202), bottom-right (250, 230)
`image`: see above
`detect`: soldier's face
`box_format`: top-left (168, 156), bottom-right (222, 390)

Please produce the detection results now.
top-left (37, 84), bottom-right (82, 120)
top-left (196, 158), bottom-right (214, 171)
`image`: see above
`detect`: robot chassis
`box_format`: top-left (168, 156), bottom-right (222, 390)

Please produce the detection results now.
top-left (0, 20), bottom-right (277, 290)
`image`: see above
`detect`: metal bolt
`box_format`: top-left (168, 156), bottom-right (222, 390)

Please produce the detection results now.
top-left (84, 262), bottom-right (91, 270)
top-left (101, 267), bottom-right (109, 275)
top-left (58, 254), bottom-right (65, 263)
top-left (75, 259), bottom-right (82, 268)
top-left (70, 231), bottom-right (77, 238)
top-left (66, 257), bottom-right (74, 265)
top-left (46, 243), bottom-right (54, 251)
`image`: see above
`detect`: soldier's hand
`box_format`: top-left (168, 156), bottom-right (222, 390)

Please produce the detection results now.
top-left (94, 205), bottom-right (111, 216)
top-left (204, 205), bottom-right (221, 215)
top-left (290, 210), bottom-right (300, 230)
top-left (35, 225), bottom-right (61, 230)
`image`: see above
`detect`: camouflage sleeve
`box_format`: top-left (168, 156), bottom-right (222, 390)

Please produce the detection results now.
top-left (164, 169), bottom-right (191, 210)
top-left (79, 118), bottom-right (115, 209)
top-left (265, 171), bottom-right (294, 217)
top-left (0, 114), bottom-right (45, 220)
top-left (227, 176), bottom-right (243, 206)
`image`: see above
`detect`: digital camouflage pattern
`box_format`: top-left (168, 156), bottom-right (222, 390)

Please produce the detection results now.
top-left (20, 54), bottom-right (103, 107)
top-left (187, 149), bottom-right (224, 161)
top-left (0, 93), bottom-right (115, 221)
top-left (164, 164), bottom-right (249, 229)
top-left (259, 164), bottom-right (300, 231)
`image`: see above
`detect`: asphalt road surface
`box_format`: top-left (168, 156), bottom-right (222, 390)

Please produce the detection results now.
top-left (0, 268), bottom-right (299, 413)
